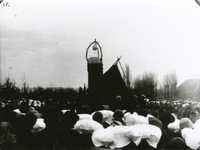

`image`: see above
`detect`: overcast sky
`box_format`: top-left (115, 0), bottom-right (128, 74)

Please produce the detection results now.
top-left (1, 0), bottom-right (200, 88)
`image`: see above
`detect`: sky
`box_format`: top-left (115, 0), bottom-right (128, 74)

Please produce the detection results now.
top-left (1, 0), bottom-right (200, 88)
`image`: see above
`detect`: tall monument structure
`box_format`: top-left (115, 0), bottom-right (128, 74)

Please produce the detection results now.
top-left (85, 39), bottom-right (103, 107)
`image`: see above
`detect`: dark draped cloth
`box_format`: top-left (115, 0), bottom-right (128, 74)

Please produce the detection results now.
top-left (103, 64), bottom-right (138, 112)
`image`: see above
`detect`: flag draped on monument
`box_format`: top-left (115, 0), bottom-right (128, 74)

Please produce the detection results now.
top-left (103, 63), bottom-right (138, 112)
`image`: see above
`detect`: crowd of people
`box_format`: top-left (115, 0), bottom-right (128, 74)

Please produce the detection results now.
top-left (0, 97), bottom-right (200, 150)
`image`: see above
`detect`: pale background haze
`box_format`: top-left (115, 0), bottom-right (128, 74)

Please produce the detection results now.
top-left (1, 0), bottom-right (200, 88)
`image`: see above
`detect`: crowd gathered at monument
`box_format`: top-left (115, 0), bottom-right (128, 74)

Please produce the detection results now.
top-left (0, 95), bottom-right (200, 150)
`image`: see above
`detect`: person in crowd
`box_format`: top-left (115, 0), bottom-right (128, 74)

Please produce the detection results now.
top-left (148, 116), bottom-right (162, 130)
top-left (0, 122), bottom-right (16, 149)
top-left (92, 111), bottom-right (110, 128)
top-left (168, 137), bottom-right (190, 150)
top-left (14, 113), bottom-right (37, 149)
top-left (180, 106), bottom-right (191, 119)
top-left (110, 95), bottom-right (125, 112)
top-left (111, 109), bottom-right (125, 127)
top-left (136, 117), bottom-right (163, 150)
top-left (19, 101), bottom-right (29, 114)
top-left (179, 118), bottom-right (194, 131)
top-left (157, 110), bottom-right (180, 149)
top-left (56, 110), bottom-right (88, 149)
top-left (190, 110), bottom-right (200, 123)
top-left (1, 97), bottom-right (200, 149)
top-left (135, 108), bottom-right (149, 117)
top-left (137, 94), bottom-right (147, 109)
top-left (31, 108), bottom-right (60, 149)
top-left (0, 105), bottom-right (17, 128)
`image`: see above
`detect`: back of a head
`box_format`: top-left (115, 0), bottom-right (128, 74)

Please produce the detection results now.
top-left (43, 109), bottom-right (59, 129)
top-left (168, 137), bottom-right (188, 150)
top-left (15, 114), bottom-right (37, 131)
top-left (136, 108), bottom-right (149, 117)
top-left (60, 111), bottom-right (79, 128)
top-left (159, 111), bottom-right (175, 126)
top-left (113, 109), bottom-right (124, 120)
top-left (19, 101), bottom-right (29, 113)
top-left (190, 111), bottom-right (199, 123)
top-left (92, 111), bottom-right (103, 123)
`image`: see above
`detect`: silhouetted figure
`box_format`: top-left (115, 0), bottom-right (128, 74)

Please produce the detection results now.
top-left (0, 122), bottom-right (16, 149)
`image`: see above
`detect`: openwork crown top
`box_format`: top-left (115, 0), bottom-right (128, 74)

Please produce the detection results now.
top-left (86, 39), bottom-right (103, 63)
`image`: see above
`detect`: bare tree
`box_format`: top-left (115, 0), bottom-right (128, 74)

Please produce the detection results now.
top-left (142, 72), bottom-right (158, 101)
top-left (133, 72), bottom-right (158, 101)
top-left (21, 74), bottom-right (29, 99)
top-left (132, 75), bottom-right (143, 96)
top-left (170, 71), bottom-right (178, 100)
top-left (122, 63), bottom-right (133, 91)
top-left (2, 77), bottom-right (19, 100)
top-left (4, 77), bottom-right (16, 89)
top-left (163, 74), bottom-right (170, 100)
top-left (163, 71), bottom-right (178, 100)
top-left (157, 83), bottom-right (165, 100)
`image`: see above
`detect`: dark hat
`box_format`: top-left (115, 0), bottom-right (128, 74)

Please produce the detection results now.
top-left (168, 137), bottom-right (188, 149)
top-left (136, 108), bottom-right (149, 117)
top-left (15, 114), bottom-right (37, 131)
top-left (19, 101), bottom-right (29, 113)
top-left (92, 111), bottom-right (103, 123)
top-left (158, 111), bottom-right (175, 126)
top-left (113, 109), bottom-right (124, 120)
top-left (60, 110), bottom-right (79, 128)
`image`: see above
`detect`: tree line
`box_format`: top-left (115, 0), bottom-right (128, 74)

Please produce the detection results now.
top-left (0, 77), bottom-right (81, 102)
top-left (0, 64), bottom-right (195, 103)
top-left (122, 64), bottom-right (179, 101)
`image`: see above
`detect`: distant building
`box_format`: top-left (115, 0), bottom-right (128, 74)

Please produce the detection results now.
top-left (178, 78), bottom-right (200, 101)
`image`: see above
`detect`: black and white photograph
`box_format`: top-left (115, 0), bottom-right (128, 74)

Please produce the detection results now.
top-left (1, 0), bottom-right (200, 149)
